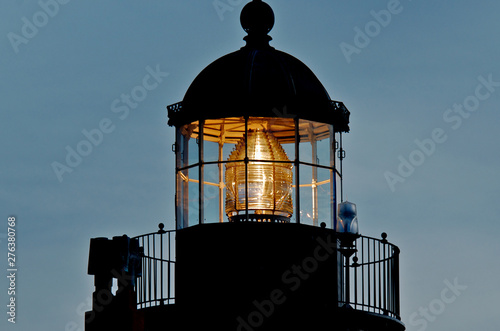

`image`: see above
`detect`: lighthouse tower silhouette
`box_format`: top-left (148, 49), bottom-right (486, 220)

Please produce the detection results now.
top-left (85, 1), bottom-right (404, 330)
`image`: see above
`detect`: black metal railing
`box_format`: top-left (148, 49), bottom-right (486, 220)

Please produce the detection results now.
top-left (133, 225), bottom-right (400, 320)
top-left (338, 233), bottom-right (401, 320)
top-left (134, 224), bottom-right (175, 309)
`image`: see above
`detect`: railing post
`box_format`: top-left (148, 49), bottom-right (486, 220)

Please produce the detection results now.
top-left (345, 254), bottom-right (350, 305)
top-left (393, 245), bottom-right (401, 319)
top-left (159, 224), bottom-right (165, 305)
top-left (333, 235), bottom-right (339, 307)
top-left (167, 231), bottom-right (171, 303)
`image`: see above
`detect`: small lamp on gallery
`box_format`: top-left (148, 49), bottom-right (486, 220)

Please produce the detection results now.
top-left (336, 201), bottom-right (360, 245)
top-left (336, 201), bottom-right (360, 308)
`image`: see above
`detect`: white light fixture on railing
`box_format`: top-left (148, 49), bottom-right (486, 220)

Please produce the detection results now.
top-left (336, 201), bottom-right (359, 236)
top-left (336, 201), bottom-right (360, 308)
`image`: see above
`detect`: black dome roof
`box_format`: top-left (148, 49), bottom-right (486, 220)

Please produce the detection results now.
top-left (167, 0), bottom-right (349, 132)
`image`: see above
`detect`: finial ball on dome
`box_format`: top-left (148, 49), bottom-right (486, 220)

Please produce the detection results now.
top-left (240, 0), bottom-right (275, 35)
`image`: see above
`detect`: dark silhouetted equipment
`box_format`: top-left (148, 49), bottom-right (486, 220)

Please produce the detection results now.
top-left (86, 236), bottom-right (143, 331)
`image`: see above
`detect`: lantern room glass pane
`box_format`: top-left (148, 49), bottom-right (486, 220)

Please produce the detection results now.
top-left (298, 166), bottom-right (333, 227)
top-left (204, 117), bottom-right (247, 145)
top-left (203, 118), bottom-right (243, 164)
top-left (299, 165), bottom-right (314, 226)
top-left (203, 164), bottom-right (224, 223)
top-left (316, 134), bottom-right (333, 167)
top-left (299, 139), bottom-right (313, 164)
top-left (176, 168), bottom-right (189, 229)
top-left (298, 120), bottom-right (332, 165)
top-left (204, 139), bottom-right (220, 164)
top-left (316, 167), bottom-right (333, 228)
top-left (178, 122), bottom-right (200, 167)
top-left (296, 119), bottom-right (335, 227)
top-left (187, 169), bottom-right (200, 225)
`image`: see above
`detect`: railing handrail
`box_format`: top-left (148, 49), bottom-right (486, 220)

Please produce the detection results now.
top-left (133, 228), bottom-right (176, 240)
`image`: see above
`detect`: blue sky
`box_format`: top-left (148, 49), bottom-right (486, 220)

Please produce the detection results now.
top-left (1, 1), bottom-right (499, 330)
